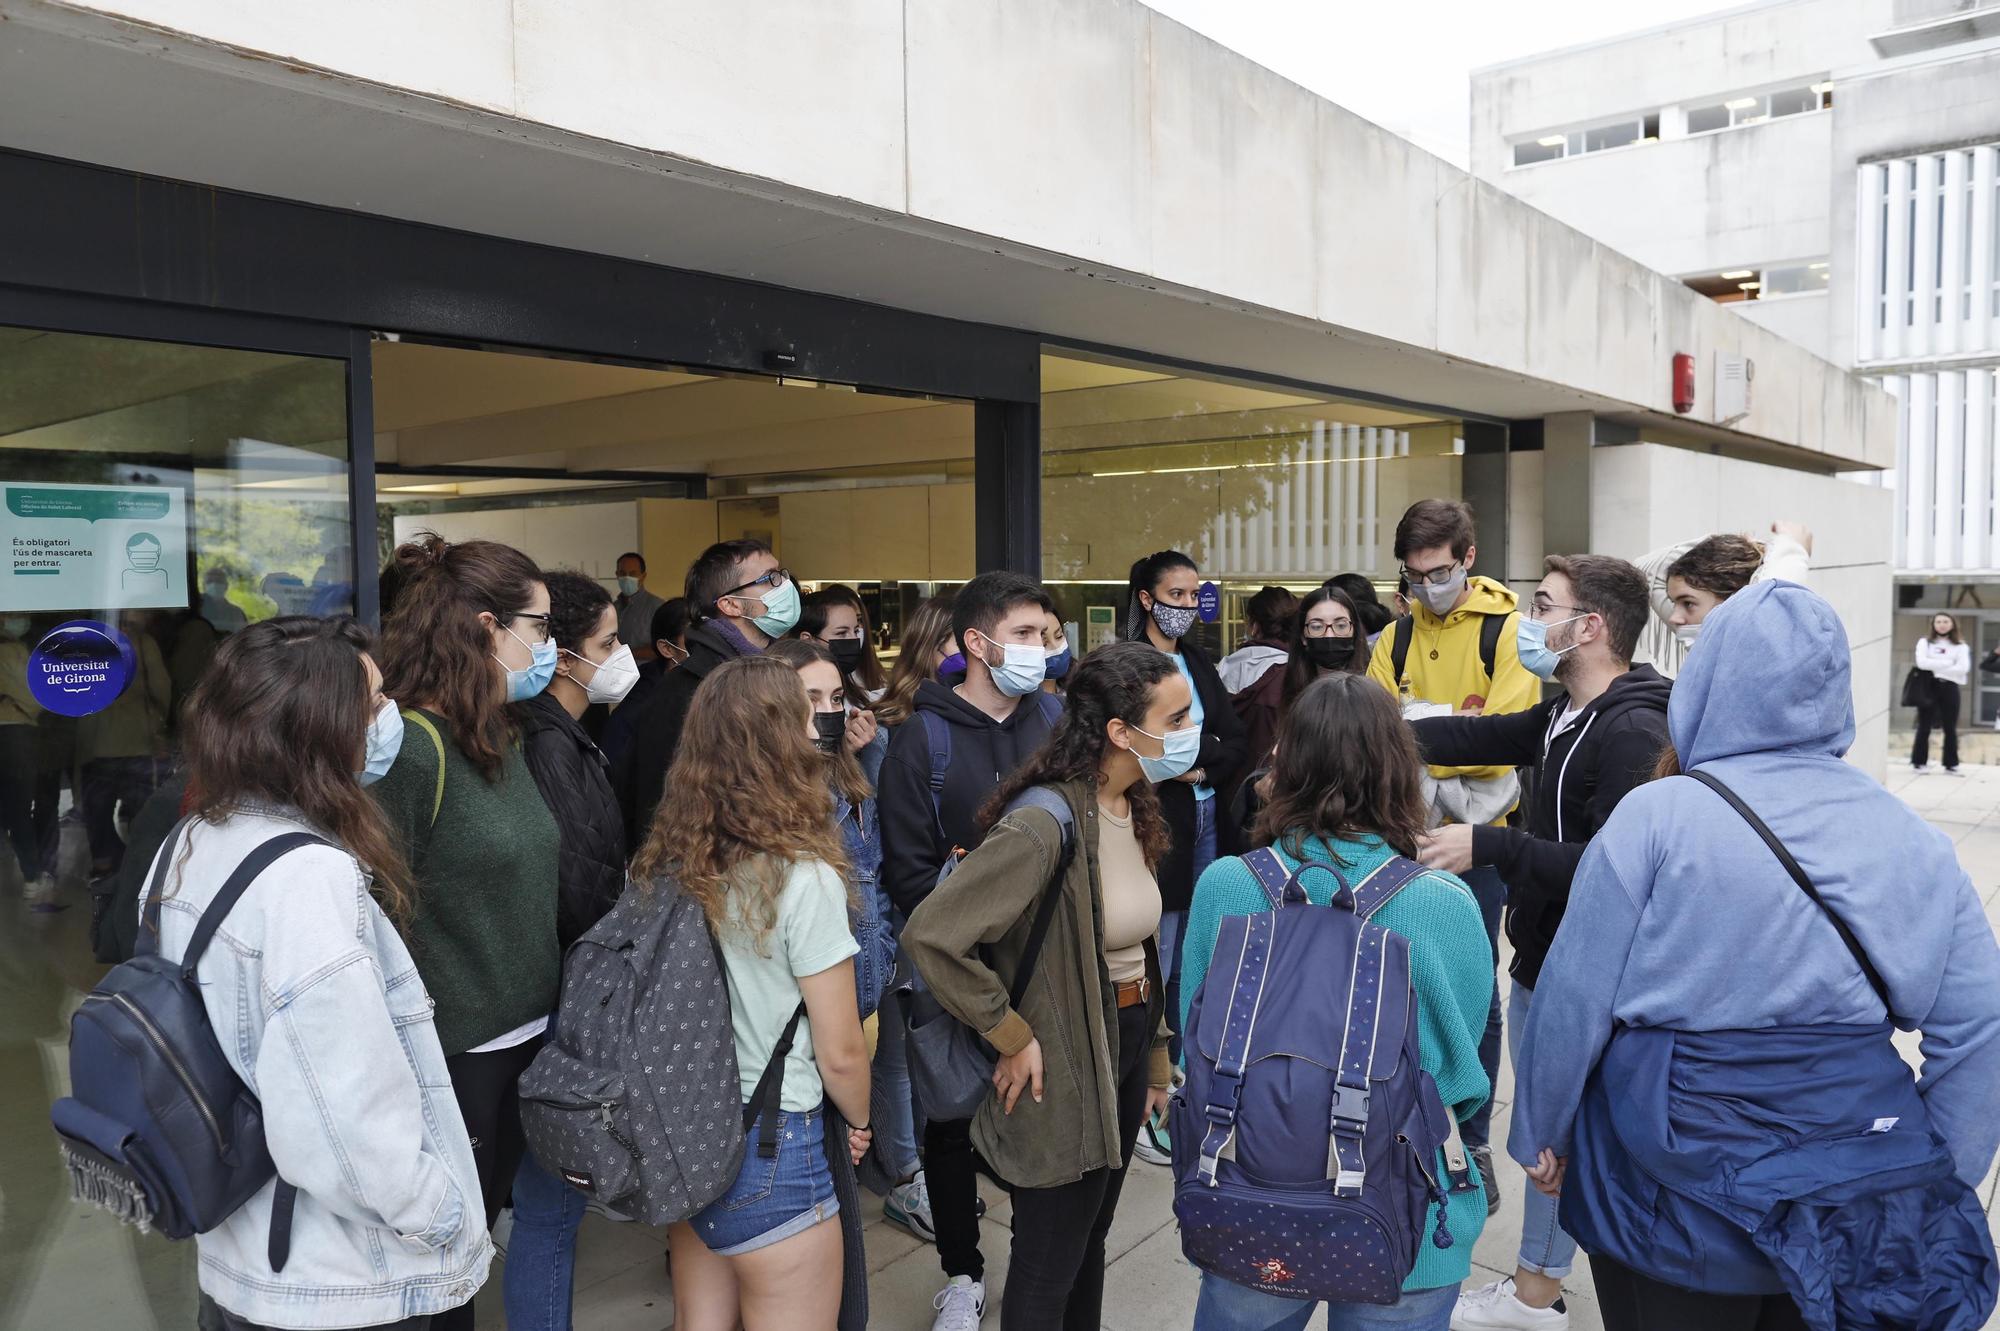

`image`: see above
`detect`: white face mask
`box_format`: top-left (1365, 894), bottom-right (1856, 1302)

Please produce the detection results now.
top-left (1672, 622), bottom-right (1702, 649)
top-left (566, 642), bottom-right (640, 706)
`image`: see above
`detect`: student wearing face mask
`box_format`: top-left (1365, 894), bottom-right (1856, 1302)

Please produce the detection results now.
top-left (370, 534), bottom-right (562, 1331)
top-left (800, 584), bottom-right (892, 703)
top-left (1121, 550), bottom-right (1248, 1165)
top-left (1040, 607), bottom-right (1076, 695)
top-left (1633, 523), bottom-right (1812, 678)
top-left (612, 551), bottom-right (665, 665)
top-left (877, 571), bottom-right (1063, 1330)
top-left (505, 571), bottom-right (635, 1331)
top-left (613, 539), bottom-right (801, 853)
top-left (1401, 555), bottom-right (1670, 1331)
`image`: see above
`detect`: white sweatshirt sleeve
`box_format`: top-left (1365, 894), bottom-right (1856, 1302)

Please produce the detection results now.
top-left (1753, 532), bottom-right (1812, 587)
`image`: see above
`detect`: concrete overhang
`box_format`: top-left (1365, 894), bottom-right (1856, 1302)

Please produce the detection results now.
top-left (0, 0), bottom-right (1894, 470)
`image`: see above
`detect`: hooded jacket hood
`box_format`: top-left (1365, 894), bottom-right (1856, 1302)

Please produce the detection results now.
top-left (1670, 580), bottom-right (1853, 768)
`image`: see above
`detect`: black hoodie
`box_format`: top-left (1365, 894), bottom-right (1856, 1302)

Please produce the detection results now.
top-left (610, 621), bottom-right (749, 855)
top-left (877, 676), bottom-right (1063, 918)
top-left (1410, 664), bottom-right (1672, 990)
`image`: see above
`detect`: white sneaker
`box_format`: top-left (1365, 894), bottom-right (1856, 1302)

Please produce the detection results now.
top-left (1451, 1277), bottom-right (1569, 1331)
top-left (930, 1275), bottom-right (985, 1331)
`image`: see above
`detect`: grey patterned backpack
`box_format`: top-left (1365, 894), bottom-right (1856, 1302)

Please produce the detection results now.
top-left (520, 873), bottom-right (786, 1225)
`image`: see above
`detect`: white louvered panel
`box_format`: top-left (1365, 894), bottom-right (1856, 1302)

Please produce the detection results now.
top-left (1859, 163), bottom-right (1887, 362)
top-left (1306, 422), bottom-right (1325, 573)
top-left (1348, 428), bottom-right (1368, 572)
top-left (1885, 160), bottom-right (1913, 362)
top-left (1912, 154), bottom-right (1943, 360)
top-left (1972, 146), bottom-right (1998, 354)
top-left (1889, 376), bottom-right (1908, 563)
top-left (1940, 151), bottom-right (1969, 355)
top-left (1907, 373), bottom-right (1936, 569)
top-left (1966, 370), bottom-right (1995, 570)
top-left (1935, 371), bottom-right (1965, 569)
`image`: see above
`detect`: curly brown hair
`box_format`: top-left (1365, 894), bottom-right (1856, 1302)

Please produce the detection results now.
top-left (633, 656), bottom-right (853, 949)
top-left (981, 641), bottom-right (1175, 870)
top-left (1665, 535), bottom-right (1763, 600)
top-left (1254, 672), bottom-right (1431, 862)
top-left (877, 595), bottom-right (956, 727)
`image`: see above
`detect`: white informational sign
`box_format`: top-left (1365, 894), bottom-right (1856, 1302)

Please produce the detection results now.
top-left (3, 482), bottom-right (189, 612)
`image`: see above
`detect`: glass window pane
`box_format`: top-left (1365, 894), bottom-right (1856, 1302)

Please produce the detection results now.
top-left (1687, 103), bottom-right (1731, 134)
top-left (1584, 121), bottom-right (1641, 153)
top-left (1762, 263), bottom-right (1831, 296)
top-left (1768, 86), bottom-right (1819, 119)
top-left (1513, 138), bottom-right (1564, 167)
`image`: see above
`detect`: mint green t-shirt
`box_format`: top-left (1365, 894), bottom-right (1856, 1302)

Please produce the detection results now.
top-left (717, 858), bottom-right (859, 1112)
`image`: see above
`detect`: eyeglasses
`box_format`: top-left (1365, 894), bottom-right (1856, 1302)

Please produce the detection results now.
top-left (1399, 561), bottom-right (1463, 587)
top-left (1528, 597), bottom-right (1591, 621)
top-left (509, 611), bottom-right (552, 644)
top-left (1302, 620), bottom-right (1354, 638)
top-left (723, 567), bottom-right (791, 598)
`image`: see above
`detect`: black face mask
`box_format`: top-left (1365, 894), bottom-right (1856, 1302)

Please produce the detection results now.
top-left (828, 639), bottom-right (866, 675)
top-left (1305, 636), bottom-right (1356, 670)
top-left (813, 710), bottom-right (846, 754)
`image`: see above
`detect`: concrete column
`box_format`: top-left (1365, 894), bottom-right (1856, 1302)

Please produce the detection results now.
top-left (1541, 412), bottom-right (1595, 559)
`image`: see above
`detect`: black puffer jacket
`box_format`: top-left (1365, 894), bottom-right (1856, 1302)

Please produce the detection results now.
top-left (516, 692), bottom-right (627, 951)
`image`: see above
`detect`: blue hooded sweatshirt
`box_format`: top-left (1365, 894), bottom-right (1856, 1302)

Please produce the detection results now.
top-left (1513, 580), bottom-right (2000, 1189)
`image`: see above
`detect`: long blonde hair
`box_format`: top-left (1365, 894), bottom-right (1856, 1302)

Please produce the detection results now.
top-left (877, 595), bottom-right (956, 727)
top-left (633, 656), bottom-right (852, 947)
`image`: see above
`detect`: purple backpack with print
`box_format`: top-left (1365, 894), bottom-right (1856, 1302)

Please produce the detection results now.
top-left (1170, 849), bottom-right (1471, 1305)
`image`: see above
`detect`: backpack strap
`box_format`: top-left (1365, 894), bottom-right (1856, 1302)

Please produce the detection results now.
top-left (400, 709), bottom-right (447, 829)
top-left (742, 1001), bottom-right (808, 1159)
top-left (1686, 771), bottom-right (1893, 1013)
top-left (1478, 610), bottom-right (1512, 682)
top-left (1242, 847), bottom-right (1348, 909)
top-left (181, 832), bottom-right (335, 984)
top-left (1340, 855), bottom-right (1430, 921)
top-left (1389, 615), bottom-right (1413, 687)
top-left (134, 815), bottom-right (199, 959)
top-left (999, 787), bottom-right (1076, 1010)
top-left (1326, 919), bottom-right (1407, 1195)
top-left (1194, 907), bottom-right (1281, 1187)
top-left (918, 710), bottom-right (951, 840)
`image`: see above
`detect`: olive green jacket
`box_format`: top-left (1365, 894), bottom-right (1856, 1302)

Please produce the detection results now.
top-left (903, 778), bottom-right (1170, 1190)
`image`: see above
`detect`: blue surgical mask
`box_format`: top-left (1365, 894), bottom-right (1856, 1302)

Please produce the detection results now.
top-left (616, 575), bottom-right (641, 597)
top-left (357, 697), bottom-right (404, 786)
top-left (498, 626), bottom-right (559, 701)
top-left (1129, 721), bottom-right (1201, 783)
top-left (1044, 644), bottom-right (1074, 681)
top-left (975, 633), bottom-right (1047, 698)
top-left (1515, 613), bottom-right (1586, 682)
top-left (740, 577), bottom-right (801, 638)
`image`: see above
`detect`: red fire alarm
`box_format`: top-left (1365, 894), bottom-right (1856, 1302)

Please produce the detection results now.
top-left (1672, 353), bottom-right (1696, 414)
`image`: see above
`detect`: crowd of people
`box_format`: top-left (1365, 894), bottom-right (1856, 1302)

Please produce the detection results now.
top-left (51, 497), bottom-right (2000, 1331)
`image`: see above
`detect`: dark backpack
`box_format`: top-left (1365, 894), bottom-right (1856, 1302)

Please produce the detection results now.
top-left (1387, 610), bottom-right (1512, 692)
top-left (916, 690), bottom-right (1064, 843)
top-left (519, 872), bottom-right (796, 1226)
top-left (1171, 848), bottom-right (1472, 1305)
top-left (52, 819), bottom-right (328, 1270)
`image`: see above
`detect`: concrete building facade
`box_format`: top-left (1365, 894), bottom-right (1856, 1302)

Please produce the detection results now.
top-left (1473, 0), bottom-right (2000, 730)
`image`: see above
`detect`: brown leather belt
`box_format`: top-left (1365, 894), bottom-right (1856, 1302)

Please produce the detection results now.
top-left (1114, 977), bottom-right (1153, 1009)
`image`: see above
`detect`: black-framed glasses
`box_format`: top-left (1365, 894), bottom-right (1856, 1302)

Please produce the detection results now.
top-left (1302, 620), bottom-right (1354, 638)
top-left (1399, 560), bottom-right (1463, 587)
top-left (509, 611), bottom-right (552, 643)
top-left (724, 567), bottom-right (791, 598)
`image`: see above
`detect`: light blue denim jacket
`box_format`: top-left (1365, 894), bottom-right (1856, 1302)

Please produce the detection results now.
top-left (145, 806), bottom-right (491, 1328)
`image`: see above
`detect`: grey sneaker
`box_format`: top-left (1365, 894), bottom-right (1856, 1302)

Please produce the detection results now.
top-left (1468, 1144), bottom-right (1501, 1216)
top-left (884, 1170), bottom-right (936, 1243)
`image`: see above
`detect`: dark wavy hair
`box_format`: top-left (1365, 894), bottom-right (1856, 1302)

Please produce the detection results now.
top-left (1281, 585), bottom-right (1368, 715)
top-left (1122, 549), bottom-right (1199, 640)
top-left (1254, 672), bottom-right (1430, 862)
top-left (981, 641), bottom-right (1175, 869)
top-left (378, 533), bottom-right (545, 782)
top-left (181, 617), bottom-right (413, 922)
top-left (543, 570), bottom-right (614, 655)
top-left (798, 584), bottom-right (889, 694)
top-left (1665, 535), bottom-right (1762, 601)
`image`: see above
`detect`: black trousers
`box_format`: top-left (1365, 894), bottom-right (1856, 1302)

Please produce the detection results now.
top-left (1592, 1256), bottom-right (1808, 1331)
top-left (0, 727), bottom-right (41, 880)
top-left (432, 1034), bottom-right (544, 1331)
top-left (1001, 1002), bottom-right (1151, 1331)
top-left (81, 755), bottom-right (165, 872)
top-left (925, 1115), bottom-right (985, 1281)
top-left (1913, 680), bottom-right (1962, 770)
top-left (198, 1291), bottom-right (432, 1330)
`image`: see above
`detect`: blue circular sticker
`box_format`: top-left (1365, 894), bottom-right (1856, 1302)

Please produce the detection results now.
top-left (28, 620), bottom-right (135, 717)
top-left (1197, 581), bottom-right (1221, 624)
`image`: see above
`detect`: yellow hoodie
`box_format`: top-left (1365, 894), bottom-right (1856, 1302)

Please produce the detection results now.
top-left (1366, 574), bottom-right (1540, 782)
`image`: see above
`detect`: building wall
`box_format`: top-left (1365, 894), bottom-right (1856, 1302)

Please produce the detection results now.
top-left (1587, 442), bottom-right (1896, 777)
top-left (1735, 291), bottom-right (1834, 357)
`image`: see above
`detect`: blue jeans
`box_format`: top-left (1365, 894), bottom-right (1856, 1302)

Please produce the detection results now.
top-left (1459, 866), bottom-right (1507, 1150)
top-left (1507, 982), bottom-right (1577, 1278)
top-left (504, 1144), bottom-right (588, 1331)
top-left (869, 990), bottom-right (922, 1183)
top-left (1194, 1276), bottom-right (1458, 1330)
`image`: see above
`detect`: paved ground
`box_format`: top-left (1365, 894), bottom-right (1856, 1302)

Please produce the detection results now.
top-left (465, 763), bottom-right (2000, 1330)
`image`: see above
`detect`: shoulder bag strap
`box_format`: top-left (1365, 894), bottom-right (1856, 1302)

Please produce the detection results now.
top-left (1479, 610), bottom-right (1512, 682)
top-left (742, 1001), bottom-right (808, 1158)
top-left (1389, 615), bottom-right (1414, 686)
top-left (180, 832), bottom-right (334, 983)
top-left (1687, 771), bottom-right (1893, 1011)
top-left (400, 709), bottom-right (447, 829)
top-left (134, 815), bottom-right (199, 958)
top-left (1002, 788), bottom-right (1077, 1009)
top-left (1241, 847), bottom-right (1293, 908)
top-left (1346, 855), bottom-right (1430, 920)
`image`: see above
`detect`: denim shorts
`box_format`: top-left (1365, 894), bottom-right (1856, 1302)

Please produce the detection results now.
top-left (690, 1107), bottom-right (838, 1256)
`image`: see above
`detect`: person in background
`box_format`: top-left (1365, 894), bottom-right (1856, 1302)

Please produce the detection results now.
top-left (1634, 521), bottom-right (1812, 677)
top-left (1217, 586), bottom-right (1297, 695)
top-left (614, 540), bottom-right (799, 853)
top-left (876, 595), bottom-right (959, 729)
top-left (199, 565), bottom-right (248, 634)
top-left (643, 657), bottom-right (872, 1331)
top-left (1329, 571), bottom-right (1395, 644)
top-left (800, 585), bottom-right (891, 704)
top-left (878, 572), bottom-right (1063, 1330)
top-left (1914, 611), bottom-right (1971, 775)
top-left (507, 570), bottom-right (635, 1331)
top-left (1040, 607), bottom-right (1076, 696)
top-left (1271, 583), bottom-right (1368, 743)
top-left (370, 534), bottom-right (561, 1331)
top-left (78, 610), bottom-right (172, 881)
top-left (1181, 673), bottom-right (1492, 1331)
top-left (1410, 555), bottom-right (1670, 1331)
top-left (598, 597), bottom-right (691, 770)
top-left (613, 551), bottom-right (665, 666)
top-left (167, 616), bottom-right (490, 1330)
top-left (1393, 573), bottom-right (1412, 620)
top-left (1366, 499), bottom-right (1537, 1224)
top-left (1123, 549), bottom-right (1249, 1165)
top-left (903, 642), bottom-right (1177, 1331)
top-left (651, 596), bottom-right (692, 673)
top-left (1512, 582), bottom-right (2000, 1330)
top-left (0, 615), bottom-right (51, 906)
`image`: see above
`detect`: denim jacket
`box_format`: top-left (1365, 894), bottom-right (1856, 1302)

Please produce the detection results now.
top-left (834, 784), bottom-right (894, 1016)
top-left (146, 806), bottom-right (490, 1327)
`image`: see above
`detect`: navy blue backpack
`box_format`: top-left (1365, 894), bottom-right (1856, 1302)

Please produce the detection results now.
top-left (1171, 848), bottom-right (1472, 1305)
top-left (51, 821), bottom-right (325, 1270)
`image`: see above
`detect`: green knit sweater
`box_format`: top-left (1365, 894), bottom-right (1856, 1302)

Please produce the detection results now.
top-left (371, 709), bottom-right (561, 1055)
top-left (1180, 832), bottom-right (1494, 1294)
